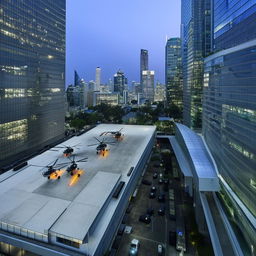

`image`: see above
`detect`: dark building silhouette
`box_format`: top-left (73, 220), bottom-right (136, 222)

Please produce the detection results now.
top-left (113, 70), bottom-right (127, 95)
top-left (140, 49), bottom-right (148, 93)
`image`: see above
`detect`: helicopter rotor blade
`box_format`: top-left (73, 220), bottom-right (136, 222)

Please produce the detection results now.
top-left (77, 157), bottom-right (88, 162)
top-left (94, 137), bottom-right (101, 143)
top-left (56, 161), bottom-right (70, 166)
top-left (53, 159), bottom-right (58, 166)
top-left (119, 128), bottom-right (123, 132)
top-left (88, 143), bottom-right (99, 146)
top-left (30, 164), bottom-right (46, 168)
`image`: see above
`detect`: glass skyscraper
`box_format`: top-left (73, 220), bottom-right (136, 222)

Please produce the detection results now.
top-left (142, 70), bottom-right (155, 102)
top-left (113, 70), bottom-right (127, 95)
top-left (203, 0), bottom-right (256, 253)
top-left (181, 0), bottom-right (212, 129)
top-left (165, 37), bottom-right (182, 109)
top-left (140, 49), bottom-right (148, 93)
top-left (0, 0), bottom-right (66, 168)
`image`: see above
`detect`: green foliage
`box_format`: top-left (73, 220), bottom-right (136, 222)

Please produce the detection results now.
top-left (70, 118), bottom-right (86, 130)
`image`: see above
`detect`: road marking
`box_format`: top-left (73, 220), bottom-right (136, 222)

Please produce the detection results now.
top-left (130, 233), bottom-right (162, 245)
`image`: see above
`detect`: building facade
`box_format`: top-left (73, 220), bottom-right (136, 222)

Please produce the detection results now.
top-left (113, 70), bottom-right (127, 95)
top-left (95, 67), bottom-right (101, 91)
top-left (154, 82), bottom-right (166, 102)
top-left (165, 38), bottom-right (183, 108)
top-left (93, 92), bottom-right (119, 106)
top-left (142, 70), bottom-right (155, 102)
top-left (0, 0), bottom-right (66, 168)
top-left (140, 49), bottom-right (148, 93)
top-left (181, 0), bottom-right (212, 129)
top-left (203, 1), bottom-right (256, 253)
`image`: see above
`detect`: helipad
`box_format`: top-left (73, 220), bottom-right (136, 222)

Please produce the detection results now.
top-left (0, 124), bottom-right (156, 256)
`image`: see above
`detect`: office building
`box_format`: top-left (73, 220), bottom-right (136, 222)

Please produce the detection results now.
top-left (95, 67), bottom-right (101, 91)
top-left (113, 70), bottom-right (127, 95)
top-left (154, 82), bottom-right (166, 102)
top-left (140, 49), bottom-right (148, 93)
top-left (93, 92), bottom-right (119, 106)
top-left (165, 38), bottom-right (182, 108)
top-left (0, 0), bottom-right (66, 168)
top-left (202, 0), bottom-right (256, 253)
top-left (142, 70), bottom-right (155, 102)
top-left (181, 0), bottom-right (212, 129)
top-left (74, 70), bottom-right (82, 87)
top-left (88, 80), bottom-right (96, 91)
top-left (123, 90), bottom-right (128, 105)
top-left (66, 84), bottom-right (87, 109)
top-left (0, 124), bottom-right (156, 256)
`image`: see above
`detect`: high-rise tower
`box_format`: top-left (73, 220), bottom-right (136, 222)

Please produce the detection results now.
top-left (113, 70), bottom-right (127, 95)
top-left (140, 49), bottom-right (148, 93)
top-left (181, 0), bottom-right (212, 129)
top-left (203, 0), bottom-right (256, 252)
top-left (142, 70), bottom-right (155, 102)
top-left (95, 67), bottom-right (101, 91)
top-left (165, 38), bottom-right (182, 109)
top-left (0, 0), bottom-right (66, 168)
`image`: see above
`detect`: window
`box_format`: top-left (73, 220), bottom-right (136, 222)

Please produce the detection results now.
top-left (56, 237), bottom-right (80, 248)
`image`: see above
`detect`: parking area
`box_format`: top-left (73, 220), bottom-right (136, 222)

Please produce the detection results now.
top-left (115, 143), bottom-right (177, 256)
top-left (114, 139), bottom-right (213, 256)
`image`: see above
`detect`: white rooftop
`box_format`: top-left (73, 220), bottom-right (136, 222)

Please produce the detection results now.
top-left (0, 124), bottom-right (156, 251)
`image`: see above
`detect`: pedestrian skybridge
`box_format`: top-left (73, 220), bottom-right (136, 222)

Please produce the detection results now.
top-left (170, 123), bottom-right (220, 192)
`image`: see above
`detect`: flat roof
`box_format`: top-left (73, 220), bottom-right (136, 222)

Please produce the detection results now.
top-left (50, 171), bottom-right (120, 241)
top-left (0, 124), bottom-right (156, 250)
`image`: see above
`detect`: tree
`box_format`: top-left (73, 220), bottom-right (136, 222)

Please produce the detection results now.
top-left (70, 118), bottom-right (86, 130)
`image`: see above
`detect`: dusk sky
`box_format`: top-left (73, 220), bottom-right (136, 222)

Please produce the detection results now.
top-left (66, 0), bottom-right (181, 86)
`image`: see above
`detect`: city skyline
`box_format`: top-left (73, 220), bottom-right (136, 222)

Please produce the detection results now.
top-left (66, 0), bottom-right (181, 85)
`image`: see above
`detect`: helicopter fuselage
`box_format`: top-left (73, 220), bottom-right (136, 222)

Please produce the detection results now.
top-left (96, 143), bottom-right (107, 151)
top-left (66, 163), bottom-right (78, 175)
top-left (43, 167), bottom-right (59, 179)
top-left (63, 147), bottom-right (74, 156)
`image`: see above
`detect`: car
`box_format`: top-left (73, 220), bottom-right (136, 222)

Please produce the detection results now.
top-left (157, 244), bottom-right (163, 255)
top-left (163, 178), bottom-right (169, 184)
top-left (149, 191), bottom-right (156, 198)
top-left (129, 239), bottom-right (139, 255)
top-left (151, 186), bottom-right (157, 192)
top-left (147, 207), bottom-right (154, 216)
top-left (139, 214), bottom-right (151, 224)
top-left (159, 173), bottom-right (163, 179)
top-left (158, 206), bottom-right (165, 216)
top-left (158, 194), bottom-right (165, 202)
top-left (153, 172), bottom-right (158, 179)
top-left (142, 179), bottom-right (152, 185)
top-left (158, 178), bottom-right (163, 184)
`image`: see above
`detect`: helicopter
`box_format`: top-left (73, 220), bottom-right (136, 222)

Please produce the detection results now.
top-left (52, 143), bottom-right (80, 157)
top-left (62, 156), bottom-right (88, 176)
top-left (31, 159), bottom-right (65, 179)
top-left (100, 128), bottom-right (124, 140)
top-left (88, 137), bottom-right (116, 156)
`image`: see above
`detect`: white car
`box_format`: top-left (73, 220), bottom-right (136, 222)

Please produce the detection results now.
top-left (158, 244), bottom-right (163, 255)
top-left (129, 239), bottom-right (139, 255)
